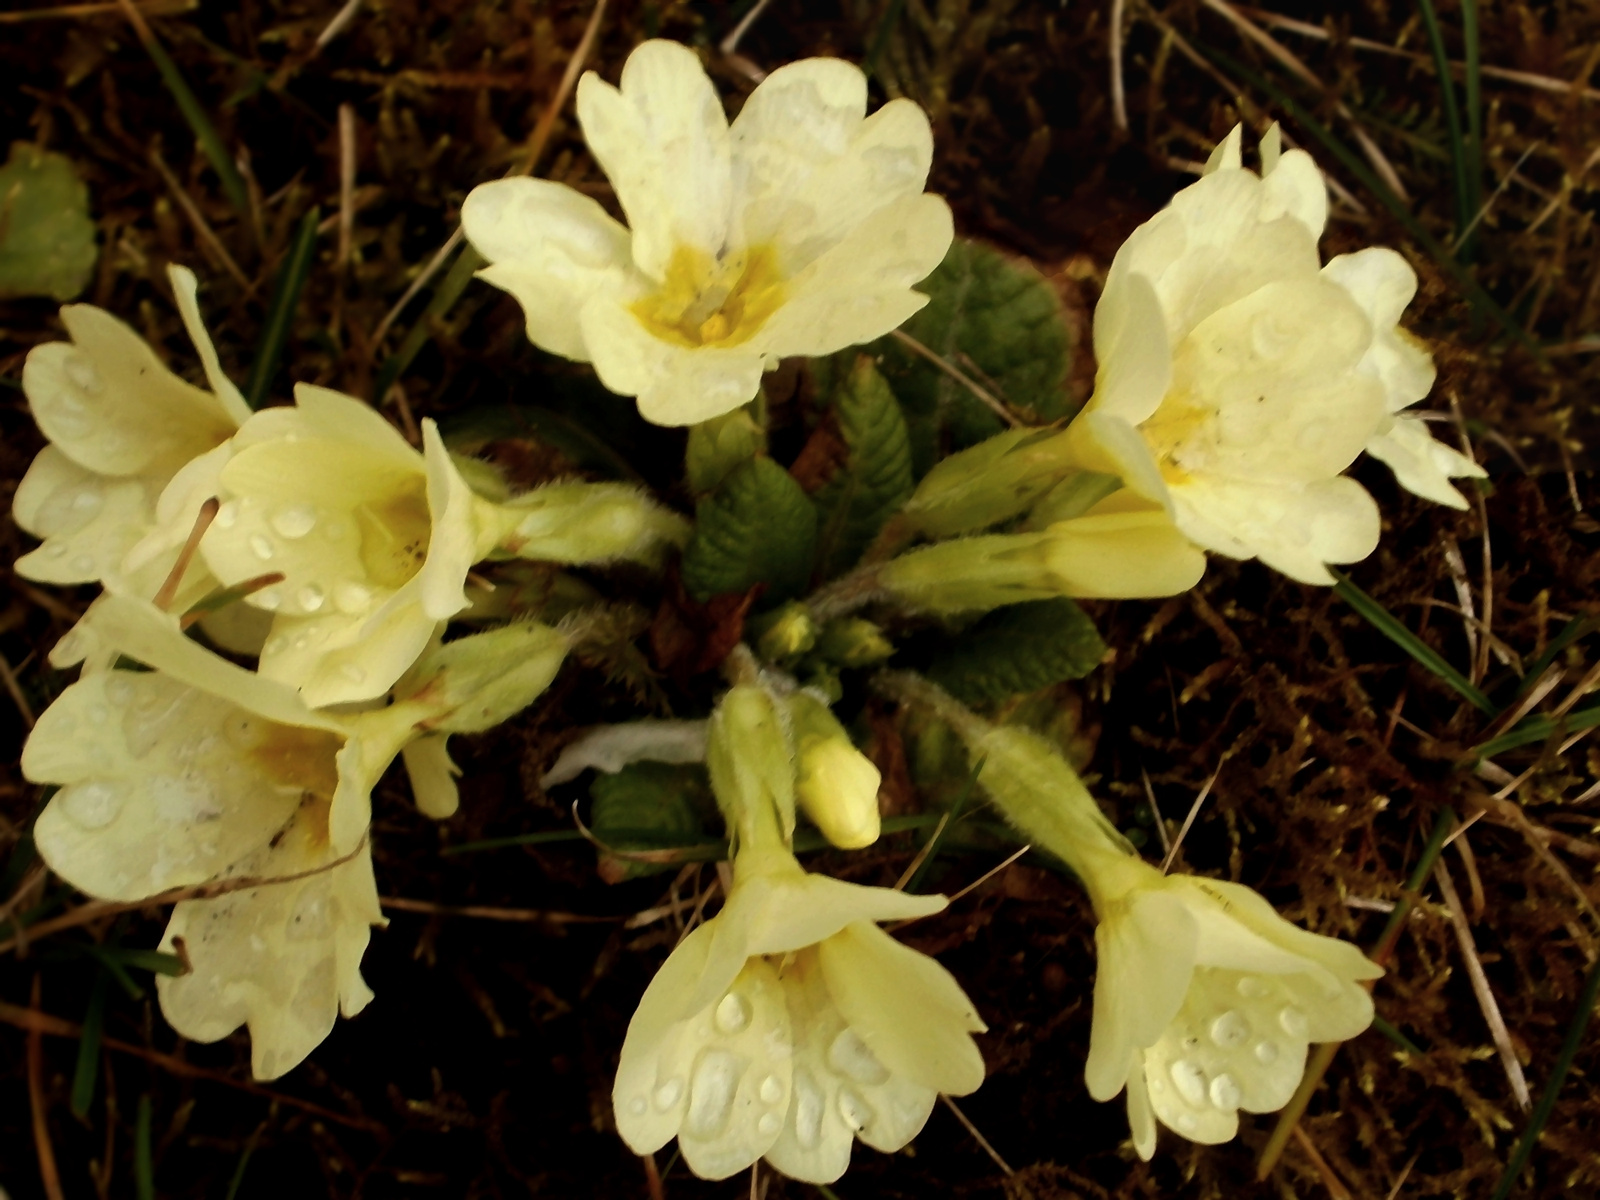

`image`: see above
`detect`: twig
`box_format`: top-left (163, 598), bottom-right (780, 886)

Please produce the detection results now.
top-left (28, 976), bottom-right (65, 1200)
top-left (0, 650), bottom-right (36, 728)
top-left (939, 1094), bottom-right (1014, 1175)
top-left (1434, 857), bottom-right (1532, 1110)
top-left (1161, 764), bottom-right (1220, 874)
top-left (379, 896), bottom-right (616, 924)
top-left (1109, 0), bottom-right (1129, 131)
top-left (893, 812), bottom-right (951, 891)
top-left (1290, 1125), bottom-right (1353, 1200)
top-left (337, 103), bottom-right (356, 276)
top-left (312, 0), bottom-right (364, 53)
top-left (1141, 768), bottom-right (1172, 858)
top-left (151, 496), bottom-right (219, 611)
top-left (148, 149), bottom-right (250, 289)
top-left (0, 0), bottom-right (192, 22)
top-left (888, 329), bottom-right (1021, 428)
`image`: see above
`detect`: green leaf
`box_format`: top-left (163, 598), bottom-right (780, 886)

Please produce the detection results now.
top-left (812, 356), bottom-right (915, 577)
top-left (681, 457), bottom-right (817, 602)
top-left (866, 238), bottom-right (1077, 475)
top-left (0, 143), bottom-right (97, 301)
top-left (686, 402), bottom-right (766, 495)
top-left (245, 207), bottom-right (321, 409)
top-left (925, 598), bottom-right (1107, 704)
top-left (589, 762), bottom-right (716, 880)
top-left (70, 971), bottom-right (109, 1121)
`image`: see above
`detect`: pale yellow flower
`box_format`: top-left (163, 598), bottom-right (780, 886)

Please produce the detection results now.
top-left (1084, 860), bottom-right (1381, 1158)
top-left (1068, 125), bottom-right (1466, 584)
top-left (13, 266), bottom-right (258, 664)
top-left (20, 596), bottom-right (411, 1080)
top-left (463, 40), bottom-right (952, 426)
top-left (789, 691), bottom-right (882, 850)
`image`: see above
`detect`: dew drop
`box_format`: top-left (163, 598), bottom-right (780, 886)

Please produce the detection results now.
top-left (214, 501), bottom-right (239, 529)
top-left (256, 588), bottom-right (282, 611)
top-left (86, 703), bottom-right (110, 726)
top-left (72, 490), bottom-right (101, 511)
top-left (105, 677), bottom-right (133, 705)
top-left (335, 582), bottom-right (373, 614)
top-left (758, 1074), bottom-right (784, 1105)
top-left (264, 636), bottom-right (286, 656)
top-left (684, 1049), bottom-right (742, 1138)
top-left (292, 635), bottom-right (310, 651)
top-left (62, 782), bottom-right (123, 829)
top-left (1209, 1073), bottom-right (1242, 1109)
top-left (1237, 975), bottom-right (1270, 998)
top-left (1210, 1010), bottom-right (1250, 1048)
top-left (1169, 1059), bottom-right (1207, 1106)
top-left (65, 353), bottom-right (103, 393)
top-left (271, 505), bottom-right (318, 539)
top-left (324, 520), bottom-right (347, 541)
top-left (339, 663), bottom-right (367, 684)
top-left (286, 891), bottom-right (333, 942)
top-left (827, 1028), bottom-right (890, 1086)
top-left (792, 1068), bottom-right (825, 1148)
top-left (1176, 1112), bottom-right (1199, 1133)
top-left (249, 534), bottom-right (276, 561)
top-left (757, 1112), bottom-right (781, 1136)
top-left (297, 584), bottom-right (326, 613)
top-left (1279, 1006), bottom-right (1309, 1038)
top-left (627, 1096), bottom-right (647, 1116)
top-left (71, 554), bottom-right (95, 573)
top-left (1254, 1039), bottom-right (1279, 1065)
top-left (714, 991), bottom-right (752, 1035)
top-left (838, 1087), bottom-right (873, 1132)
top-left (652, 1077), bottom-right (683, 1111)
top-left (45, 543), bottom-right (68, 558)
top-left (52, 409), bottom-right (90, 436)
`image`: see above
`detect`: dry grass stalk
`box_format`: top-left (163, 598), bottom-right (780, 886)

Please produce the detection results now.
top-left (939, 1094), bottom-right (1014, 1176)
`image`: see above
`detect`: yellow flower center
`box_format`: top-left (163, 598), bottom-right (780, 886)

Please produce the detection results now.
top-left (247, 725), bottom-right (343, 847)
top-left (356, 478), bottom-right (432, 589)
top-left (1138, 391), bottom-right (1213, 485)
top-left (631, 244), bottom-right (786, 348)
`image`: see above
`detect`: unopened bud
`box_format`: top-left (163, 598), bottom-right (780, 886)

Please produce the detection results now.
top-left (492, 482), bottom-right (690, 568)
top-left (752, 601), bottom-right (816, 662)
top-left (813, 618), bottom-right (894, 667)
top-left (398, 621), bottom-right (569, 734)
top-left (902, 427), bottom-right (1075, 537)
top-left (788, 692), bottom-right (881, 849)
top-left (706, 684), bottom-right (796, 846)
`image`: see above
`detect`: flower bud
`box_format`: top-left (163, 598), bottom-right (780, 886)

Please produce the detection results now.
top-left (813, 617), bottom-right (894, 667)
top-left (879, 510), bottom-right (1205, 615)
top-left (397, 621), bottom-right (570, 735)
top-left (751, 600), bottom-right (816, 661)
top-left (788, 692), bottom-right (881, 849)
top-left (706, 684), bottom-right (796, 846)
top-left (491, 481), bottom-right (690, 569)
top-left (900, 427), bottom-right (1076, 537)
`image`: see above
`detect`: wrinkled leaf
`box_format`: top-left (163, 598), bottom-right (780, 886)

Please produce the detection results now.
top-left (925, 598), bottom-right (1106, 704)
top-left (686, 401), bottom-right (766, 495)
top-left (681, 457), bottom-right (817, 603)
top-left (811, 356), bottom-right (915, 578)
top-left (866, 238), bottom-right (1076, 475)
top-left (0, 143), bottom-right (97, 301)
top-left (590, 761), bottom-right (716, 881)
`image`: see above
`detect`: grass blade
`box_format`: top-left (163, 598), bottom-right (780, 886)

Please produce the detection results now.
top-left (223, 1111), bottom-right (272, 1200)
top-left (1332, 572), bottom-right (1497, 716)
top-left (372, 243), bottom-right (482, 402)
top-left (1414, 0), bottom-right (1472, 244)
top-left (244, 207), bottom-right (321, 409)
top-left (1461, 0), bottom-right (1484, 224)
top-left (117, 0), bottom-right (249, 214)
top-left (69, 970), bottom-right (109, 1120)
top-left (1472, 702), bottom-right (1600, 759)
top-left (904, 756), bottom-right (983, 894)
top-left (1515, 615), bottom-right (1596, 698)
top-left (1198, 45), bottom-right (1544, 361)
top-left (1489, 951), bottom-right (1600, 1199)
top-left (134, 1093), bottom-right (156, 1200)
top-left (864, 0), bottom-right (908, 79)
top-left (1370, 1012), bottom-right (1424, 1057)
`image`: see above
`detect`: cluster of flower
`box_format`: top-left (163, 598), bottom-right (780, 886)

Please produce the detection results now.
top-left (13, 38), bottom-right (1483, 1182)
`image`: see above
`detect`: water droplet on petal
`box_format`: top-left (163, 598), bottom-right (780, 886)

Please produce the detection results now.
top-left (339, 663), bottom-right (366, 684)
top-left (86, 703), bottom-right (109, 726)
top-left (1254, 1039), bottom-right (1279, 1065)
top-left (272, 505), bottom-right (317, 539)
top-left (72, 490), bottom-right (101, 511)
top-left (1279, 1006), bottom-right (1308, 1037)
top-left (65, 353), bottom-right (103, 393)
top-left (1209, 1073), bottom-right (1241, 1109)
top-left (215, 501), bottom-right (239, 529)
top-left (1169, 1059), bottom-right (1207, 1106)
top-left (652, 1078), bottom-right (683, 1111)
top-left (684, 1049), bottom-right (742, 1138)
top-left (264, 636), bottom-right (286, 656)
top-left (71, 554), bottom-right (95, 573)
top-left (297, 584), bottom-right (325, 612)
top-left (45, 543), bottom-right (67, 558)
top-left (249, 534), bottom-right (275, 561)
top-left (714, 991), bottom-right (751, 1034)
top-left (1210, 1010), bottom-right (1250, 1047)
top-left (792, 1068), bottom-right (825, 1149)
top-left (335, 582), bottom-right (373, 614)
top-left (758, 1074), bottom-right (784, 1105)
top-left (628, 1096), bottom-right (647, 1116)
top-left (256, 588), bottom-right (282, 611)
top-left (62, 782), bottom-right (123, 829)
top-left (838, 1087), bottom-right (873, 1133)
top-left (1237, 975), bottom-right (1270, 998)
top-left (105, 678), bottom-right (133, 705)
top-left (1176, 1112), bottom-right (1198, 1133)
top-left (286, 890), bottom-right (333, 942)
top-left (757, 1112), bottom-right (781, 1136)
top-left (827, 1028), bottom-right (890, 1086)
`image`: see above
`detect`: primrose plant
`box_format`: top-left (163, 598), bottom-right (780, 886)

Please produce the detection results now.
top-left (13, 37), bottom-right (1479, 1180)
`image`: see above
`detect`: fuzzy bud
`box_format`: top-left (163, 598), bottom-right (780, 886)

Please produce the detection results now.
top-left (788, 692), bottom-right (881, 849)
top-left (398, 621), bottom-right (570, 735)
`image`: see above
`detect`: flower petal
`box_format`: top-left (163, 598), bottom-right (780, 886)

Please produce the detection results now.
top-left (1365, 413), bottom-right (1484, 510)
top-left (1084, 889), bottom-right (1198, 1101)
top-left (1041, 509), bottom-right (1207, 599)
top-left (816, 920), bottom-right (986, 1095)
top-left (1322, 248), bottom-right (1435, 414)
top-left (462, 177), bottom-right (634, 362)
top-left (156, 845), bottom-right (382, 1081)
top-left (576, 39), bottom-right (732, 281)
top-left (757, 193), bottom-right (952, 358)
top-left (260, 603), bottom-right (440, 709)
top-left (169, 263), bottom-right (251, 426)
top-left (1126, 1056), bottom-right (1159, 1160)
top-left (1259, 149), bottom-right (1327, 242)
top-left (25, 304), bottom-right (236, 476)
top-left (12, 447), bottom-right (154, 585)
top-left (732, 59), bottom-right (933, 273)
top-left (402, 735), bottom-right (461, 819)
top-left (417, 419), bottom-right (482, 620)
top-left (25, 670), bottom-right (332, 901)
top-left (1171, 475), bottom-right (1381, 586)
top-left (738, 871), bottom-right (947, 959)
top-left (1089, 270), bottom-right (1173, 427)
